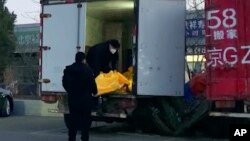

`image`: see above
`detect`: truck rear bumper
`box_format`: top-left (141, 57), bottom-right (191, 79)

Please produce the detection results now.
top-left (91, 112), bottom-right (127, 122)
top-left (209, 112), bottom-right (250, 118)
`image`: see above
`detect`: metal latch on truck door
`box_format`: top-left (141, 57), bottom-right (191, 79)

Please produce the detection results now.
top-left (40, 46), bottom-right (51, 51)
top-left (40, 13), bottom-right (52, 18)
top-left (76, 2), bottom-right (82, 52)
top-left (38, 79), bottom-right (51, 84)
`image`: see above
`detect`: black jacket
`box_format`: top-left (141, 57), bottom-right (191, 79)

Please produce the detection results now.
top-left (86, 41), bottom-right (118, 76)
top-left (62, 62), bottom-right (97, 111)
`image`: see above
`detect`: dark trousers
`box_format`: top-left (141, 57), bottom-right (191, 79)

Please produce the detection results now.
top-left (68, 109), bottom-right (92, 141)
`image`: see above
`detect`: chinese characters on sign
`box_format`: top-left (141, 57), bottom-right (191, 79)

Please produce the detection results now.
top-left (213, 29), bottom-right (238, 40)
top-left (185, 19), bottom-right (205, 38)
top-left (17, 32), bottom-right (39, 46)
top-left (207, 46), bottom-right (250, 67)
top-left (208, 9), bottom-right (238, 41)
top-left (14, 24), bottom-right (40, 48)
top-left (205, 0), bottom-right (250, 100)
top-left (206, 8), bottom-right (245, 68)
top-left (186, 46), bottom-right (206, 55)
top-left (207, 47), bottom-right (223, 67)
top-left (185, 17), bottom-right (205, 55)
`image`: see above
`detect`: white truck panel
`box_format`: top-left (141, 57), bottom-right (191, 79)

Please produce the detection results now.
top-left (42, 3), bottom-right (86, 92)
top-left (137, 0), bottom-right (186, 96)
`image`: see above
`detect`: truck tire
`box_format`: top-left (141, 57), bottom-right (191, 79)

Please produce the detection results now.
top-left (174, 99), bottom-right (210, 136)
top-left (131, 101), bottom-right (156, 133)
top-left (157, 98), bottom-right (181, 131)
top-left (0, 98), bottom-right (11, 117)
top-left (64, 114), bottom-right (70, 129)
top-left (148, 105), bottom-right (174, 135)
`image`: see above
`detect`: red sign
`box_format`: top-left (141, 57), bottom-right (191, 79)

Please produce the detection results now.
top-left (205, 0), bottom-right (250, 100)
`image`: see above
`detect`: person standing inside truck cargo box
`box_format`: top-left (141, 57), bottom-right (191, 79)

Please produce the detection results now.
top-left (86, 39), bottom-right (120, 77)
top-left (62, 52), bottom-right (97, 141)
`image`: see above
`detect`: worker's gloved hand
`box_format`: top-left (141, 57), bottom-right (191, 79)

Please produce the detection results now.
top-left (91, 93), bottom-right (98, 97)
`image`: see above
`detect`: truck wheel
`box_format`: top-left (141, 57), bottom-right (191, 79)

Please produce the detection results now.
top-left (0, 98), bottom-right (11, 117)
top-left (157, 98), bottom-right (181, 132)
top-left (64, 114), bottom-right (70, 129)
top-left (148, 105), bottom-right (174, 135)
top-left (131, 103), bottom-right (155, 133)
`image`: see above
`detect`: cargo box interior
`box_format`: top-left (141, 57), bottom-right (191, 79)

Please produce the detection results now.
top-left (85, 0), bottom-right (135, 72)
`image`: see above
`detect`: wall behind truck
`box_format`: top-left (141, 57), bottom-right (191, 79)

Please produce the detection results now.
top-left (85, 17), bottom-right (134, 72)
top-left (103, 21), bottom-right (134, 72)
top-left (85, 16), bottom-right (103, 47)
top-left (12, 23), bottom-right (40, 98)
top-left (103, 22), bottom-right (123, 71)
top-left (122, 22), bottom-right (133, 71)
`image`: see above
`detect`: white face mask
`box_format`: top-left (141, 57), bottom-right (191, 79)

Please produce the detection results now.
top-left (110, 47), bottom-right (117, 54)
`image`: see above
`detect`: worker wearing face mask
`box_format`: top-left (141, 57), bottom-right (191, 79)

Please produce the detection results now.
top-left (86, 39), bottom-right (120, 77)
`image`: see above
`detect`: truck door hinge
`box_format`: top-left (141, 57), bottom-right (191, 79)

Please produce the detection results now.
top-left (38, 79), bottom-right (51, 84)
top-left (77, 3), bottom-right (82, 8)
top-left (76, 46), bottom-right (81, 51)
top-left (40, 13), bottom-right (52, 18)
top-left (40, 46), bottom-right (51, 50)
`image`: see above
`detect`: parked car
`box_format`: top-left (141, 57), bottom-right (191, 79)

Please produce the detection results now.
top-left (0, 87), bottom-right (14, 117)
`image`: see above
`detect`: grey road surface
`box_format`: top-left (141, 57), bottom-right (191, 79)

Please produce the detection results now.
top-left (0, 116), bottom-right (228, 141)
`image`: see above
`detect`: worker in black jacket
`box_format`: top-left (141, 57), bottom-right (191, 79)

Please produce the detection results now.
top-left (86, 39), bottom-right (120, 77)
top-left (62, 52), bottom-right (97, 141)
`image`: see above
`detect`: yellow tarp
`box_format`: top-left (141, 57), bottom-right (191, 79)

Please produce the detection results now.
top-left (118, 66), bottom-right (133, 93)
top-left (95, 71), bottom-right (130, 96)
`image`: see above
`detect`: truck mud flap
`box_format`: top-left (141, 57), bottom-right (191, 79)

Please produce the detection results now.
top-left (57, 95), bottom-right (69, 113)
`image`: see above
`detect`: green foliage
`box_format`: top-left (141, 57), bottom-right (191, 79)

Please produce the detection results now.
top-left (0, 0), bottom-right (16, 79)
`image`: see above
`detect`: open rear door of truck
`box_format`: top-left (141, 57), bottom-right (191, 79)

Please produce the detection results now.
top-left (40, 2), bottom-right (86, 94)
top-left (136, 0), bottom-right (186, 96)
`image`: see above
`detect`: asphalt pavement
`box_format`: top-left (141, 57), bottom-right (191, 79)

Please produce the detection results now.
top-left (0, 115), bottom-right (228, 141)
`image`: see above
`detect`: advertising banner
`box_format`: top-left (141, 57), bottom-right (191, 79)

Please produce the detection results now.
top-left (205, 0), bottom-right (250, 100)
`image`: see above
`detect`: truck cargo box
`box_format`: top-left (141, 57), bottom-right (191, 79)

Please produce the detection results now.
top-left (39, 0), bottom-right (186, 97)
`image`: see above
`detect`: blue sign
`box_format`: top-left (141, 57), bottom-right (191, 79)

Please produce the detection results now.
top-left (185, 18), bottom-right (205, 38)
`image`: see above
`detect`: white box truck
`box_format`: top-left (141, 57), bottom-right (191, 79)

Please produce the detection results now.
top-left (39, 0), bottom-right (203, 135)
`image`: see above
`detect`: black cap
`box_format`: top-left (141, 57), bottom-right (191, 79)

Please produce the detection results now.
top-left (108, 39), bottom-right (120, 49)
top-left (75, 52), bottom-right (86, 63)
